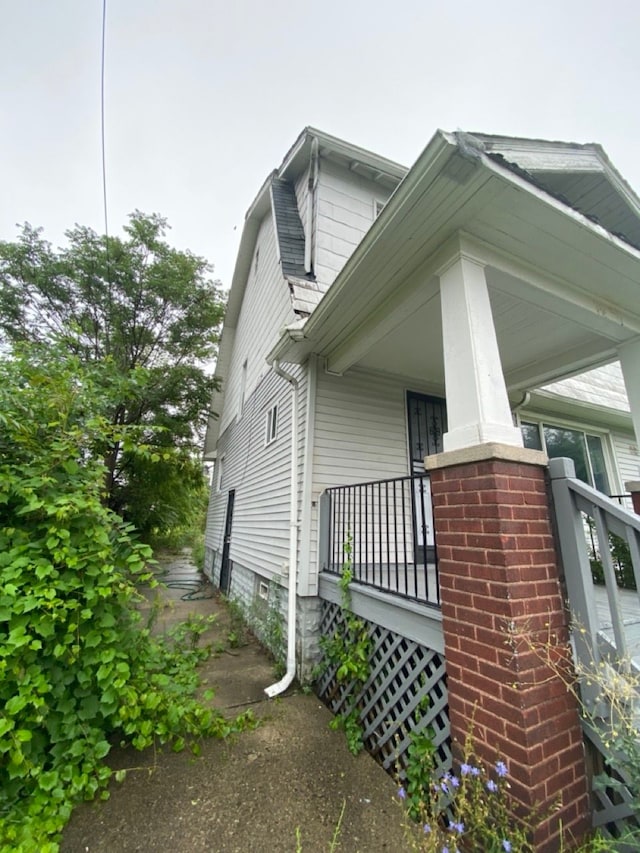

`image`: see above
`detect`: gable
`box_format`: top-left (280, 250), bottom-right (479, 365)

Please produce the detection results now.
top-left (467, 134), bottom-right (640, 251)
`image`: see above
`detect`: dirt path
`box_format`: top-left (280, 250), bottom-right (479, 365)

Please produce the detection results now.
top-left (60, 552), bottom-right (410, 853)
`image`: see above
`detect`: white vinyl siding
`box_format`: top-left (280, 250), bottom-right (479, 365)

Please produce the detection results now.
top-left (610, 429), bottom-right (640, 490)
top-left (206, 368), bottom-right (300, 581)
top-left (306, 369), bottom-right (416, 592)
top-left (219, 213), bottom-right (296, 434)
top-left (314, 159), bottom-right (394, 291)
top-left (543, 363), bottom-right (629, 413)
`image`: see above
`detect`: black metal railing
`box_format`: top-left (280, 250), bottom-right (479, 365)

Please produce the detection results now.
top-left (319, 474), bottom-right (439, 606)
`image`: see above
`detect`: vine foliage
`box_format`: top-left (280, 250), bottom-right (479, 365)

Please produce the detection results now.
top-left (0, 347), bottom-right (252, 852)
top-left (319, 537), bottom-right (372, 754)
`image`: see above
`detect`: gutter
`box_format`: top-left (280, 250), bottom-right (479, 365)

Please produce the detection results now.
top-left (264, 358), bottom-right (299, 698)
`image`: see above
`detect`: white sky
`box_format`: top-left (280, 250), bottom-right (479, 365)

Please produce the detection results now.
top-left (1, 0), bottom-right (639, 290)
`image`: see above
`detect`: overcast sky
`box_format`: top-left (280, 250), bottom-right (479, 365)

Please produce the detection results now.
top-left (1, 0), bottom-right (639, 289)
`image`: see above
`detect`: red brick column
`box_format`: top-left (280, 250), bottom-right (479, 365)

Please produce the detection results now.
top-left (625, 481), bottom-right (640, 515)
top-left (426, 444), bottom-right (590, 852)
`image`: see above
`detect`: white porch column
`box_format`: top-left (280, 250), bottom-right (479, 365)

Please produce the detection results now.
top-left (619, 339), bottom-right (640, 463)
top-left (439, 254), bottom-right (523, 452)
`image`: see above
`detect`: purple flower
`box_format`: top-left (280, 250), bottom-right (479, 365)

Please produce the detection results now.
top-left (470, 766), bottom-right (481, 776)
top-left (440, 780), bottom-right (449, 793)
top-left (486, 779), bottom-right (498, 793)
top-left (450, 775), bottom-right (460, 788)
top-left (502, 841), bottom-right (512, 852)
top-left (450, 821), bottom-right (464, 833)
top-left (460, 763), bottom-right (472, 775)
top-left (397, 786), bottom-right (406, 799)
top-left (423, 824), bottom-right (431, 834)
top-left (495, 761), bottom-right (508, 778)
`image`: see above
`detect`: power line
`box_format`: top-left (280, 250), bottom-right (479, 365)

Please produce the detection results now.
top-left (100, 0), bottom-right (109, 242)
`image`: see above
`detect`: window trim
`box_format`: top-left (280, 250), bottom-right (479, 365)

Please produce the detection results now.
top-left (216, 454), bottom-right (225, 492)
top-left (265, 404), bottom-right (278, 446)
top-left (517, 413), bottom-right (619, 494)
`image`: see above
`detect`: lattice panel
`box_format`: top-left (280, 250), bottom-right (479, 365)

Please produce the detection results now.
top-left (585, 723), bottom-right (640, 848)
top-left (317, 600), bottom-right (450, 778)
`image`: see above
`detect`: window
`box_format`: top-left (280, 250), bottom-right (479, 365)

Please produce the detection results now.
top-left (265, 405), bottom-right (278, 445)
top-left (239, 359), bottom-right (248, 413)
top-left (521, 421), bottom-right (611, 493)
top-left (216, 455), bottom-right (225, 491)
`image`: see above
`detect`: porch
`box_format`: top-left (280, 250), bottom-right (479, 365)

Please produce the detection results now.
top-left (316, 462), bottom-right (640, 842)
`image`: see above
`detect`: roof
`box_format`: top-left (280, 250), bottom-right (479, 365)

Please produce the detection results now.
top-left (463, 133), bottom-right (640, 251)
top-left (270, 177), bottom-right (308, 279)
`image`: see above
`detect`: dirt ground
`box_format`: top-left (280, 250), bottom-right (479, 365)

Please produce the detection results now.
top-left (60, 552), bottom-right (410, 853)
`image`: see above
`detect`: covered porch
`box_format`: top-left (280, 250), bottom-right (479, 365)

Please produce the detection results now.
top-left (272, 131), bottom-right (640, 849)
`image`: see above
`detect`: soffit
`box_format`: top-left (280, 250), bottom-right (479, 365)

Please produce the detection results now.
top-left (275, 136), bottom-right (640, 391)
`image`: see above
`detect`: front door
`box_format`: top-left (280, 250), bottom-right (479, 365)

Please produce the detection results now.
top-left (219, 489), bottom-right (235, 595)
top-left (406, 392), bottom-right (447, 561)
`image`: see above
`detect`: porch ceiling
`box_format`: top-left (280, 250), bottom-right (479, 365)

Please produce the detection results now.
top-left (271, 131), bottom-right (640, 392)
top-left (356, 267), bottom-right (622, 391)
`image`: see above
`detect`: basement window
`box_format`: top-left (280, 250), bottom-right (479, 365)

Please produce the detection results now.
top-left (265, 405), bottom-right (278, 446)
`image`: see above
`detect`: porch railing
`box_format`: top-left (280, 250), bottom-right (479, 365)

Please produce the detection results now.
top-left (550, 457), bottom-right (640, 709)
top-left (319, 474), bottom-right (439, 606)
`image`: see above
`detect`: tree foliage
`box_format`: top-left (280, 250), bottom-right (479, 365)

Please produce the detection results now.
top-left (0, 212), bottom-right (224, 536)
top-left (0, 348), bottom-right (251, 852)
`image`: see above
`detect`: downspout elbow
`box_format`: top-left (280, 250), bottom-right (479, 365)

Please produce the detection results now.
top-left (265, 358), bottom-right (299, 698)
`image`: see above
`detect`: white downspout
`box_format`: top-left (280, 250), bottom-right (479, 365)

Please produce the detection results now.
top-left (304, 137), bottom-right (319, 275)
top-left (264, 359), bottom-right (299, 698)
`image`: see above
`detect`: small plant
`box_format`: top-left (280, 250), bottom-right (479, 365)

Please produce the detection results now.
top-left (517, 620), bottom-right (640, 849)
top-left (318, 537), bottom-right (372, 755)
top-left (329, 707), bottom-right (364, 756)
top-left (403, 726), bottom-right (437, 822)
top-left (296, 798), bottom-right (346, 852)
top-left (397, 730), bottom-right (533, 853)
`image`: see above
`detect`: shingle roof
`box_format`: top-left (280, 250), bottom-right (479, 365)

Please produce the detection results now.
top-left (271, 177), bottom-right (311, 280)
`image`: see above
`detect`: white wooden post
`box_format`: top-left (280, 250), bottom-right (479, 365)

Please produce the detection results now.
top-left (438, 254), bottom-right (522, 452)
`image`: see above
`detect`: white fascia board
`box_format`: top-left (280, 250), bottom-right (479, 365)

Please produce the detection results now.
top-left (279, 126), bottom-right (407, 184)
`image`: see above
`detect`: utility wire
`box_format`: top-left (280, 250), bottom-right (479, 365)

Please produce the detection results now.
top-left (100, 0), bottom-right (109, 242)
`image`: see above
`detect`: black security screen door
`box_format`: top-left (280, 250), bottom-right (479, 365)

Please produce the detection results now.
top-left (407, 392), bottom-right (447, 469)
top-left (406, 392), bottom-right (447, 563)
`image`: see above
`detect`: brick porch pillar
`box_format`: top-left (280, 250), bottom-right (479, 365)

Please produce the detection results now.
top-left (426, 443), bottom-right (591, 852)
top-left (625, 481), bottom-right (640, 515)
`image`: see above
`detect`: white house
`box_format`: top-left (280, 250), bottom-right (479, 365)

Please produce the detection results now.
top-left (204, 125), bottom-right (639, 672)
top-left (202, 127), bottom-right (640, 846)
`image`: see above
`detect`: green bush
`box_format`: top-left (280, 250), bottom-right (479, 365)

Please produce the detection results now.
top-left (0, 347), bottom-right (251, 851)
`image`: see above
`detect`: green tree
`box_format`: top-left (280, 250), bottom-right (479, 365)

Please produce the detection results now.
top-left (0, 212), bottom-right (224, 537)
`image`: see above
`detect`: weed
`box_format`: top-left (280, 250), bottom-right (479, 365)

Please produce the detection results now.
top-left (318, 536), bottom-right (371, 755)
